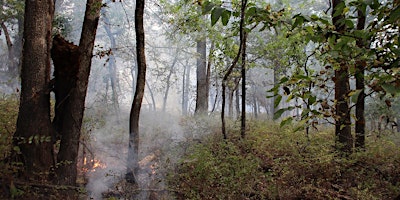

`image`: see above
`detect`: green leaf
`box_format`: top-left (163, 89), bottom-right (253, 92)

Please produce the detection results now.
top-left (382, 83), bottom-right (400, 95)
top-left (211, 7), bottom-right (224, 26)
top-left (221, 9), bottom-right (231, 26)
top-left (333, 1), bottom-right (346, 18)
top-left (308, 95), bottom-right (317, 105)
top-left (246, 7), bottom-right (257, 17)
top-left (387, 6), bottom-right (400, 23)
top-left (202, 1), bottom-right (215, 14)
top-left (349, 89), bottom-right (362, 103)
top-left (280, 117), bottom-right (293, 127)
top-left (292, 14), bottom-right (307, 29)
top-left (274, 95), bottom-right (282, 108)
top-left (13, 146), bottom-right (20, 153)
top-left (273, 108), bottom-right (285, 120)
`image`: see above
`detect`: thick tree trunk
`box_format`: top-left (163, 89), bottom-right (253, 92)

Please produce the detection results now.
top-left (355, 7), bottom-right (366, 150)
top-left (55, 0), bottom-right (102, 185)
top-left (332, 0), bottom-right (353, 153)
top-left (195, 39), bottom-right (208, 115)
top-left (13, 0), bottom-right (54, 180)
top-left (126, 0), bottom-right (146, 184)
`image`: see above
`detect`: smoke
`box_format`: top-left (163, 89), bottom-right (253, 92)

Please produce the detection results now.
top-left (84, 105), bottom-right (193, 199)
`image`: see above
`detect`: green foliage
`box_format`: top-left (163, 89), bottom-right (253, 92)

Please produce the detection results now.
top-left (0, 0), bottom-right (24, 22)
top-left (0, 95), bottom-right (18, 160)
top-left (168, 120), bottom-right (400, 199)
top-left (53, 14), bottom-right (73, 37)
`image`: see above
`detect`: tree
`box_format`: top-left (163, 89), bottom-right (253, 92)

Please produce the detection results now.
top-left (126, 0), bottom-right (146, 184)
top-left (332, 0), bottom-right (353, 153)
top-left (0, 0), bottom-right (24, 83)
top-left (54, 0), bottom-right (102, 185)
top-left (13, 0), bottom-right (54, 180)
top-left (355, 3), bottom-right (366, 150)
top-left (195, 36), bottom-right (209, 115)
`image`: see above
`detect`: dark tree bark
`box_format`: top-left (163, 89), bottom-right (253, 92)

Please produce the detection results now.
top-left (221, 0), bottom-right (247, 139)
top-left (126, 0), bottom-right (147, 184)
top-left (55, 0), bottom-right (102, 185)
top-left (51, 35), bottom-right (79, 141)
top-left (195, 38), bottom-right (208, 115)
top-left (13, 0), bottom-right (55, 180)
top-left (355, 7), bottom-right (366, 150)
top-left (332, 0), bottom-right (353, 153)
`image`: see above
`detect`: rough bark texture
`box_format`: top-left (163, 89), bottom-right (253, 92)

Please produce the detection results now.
top-left (195, 39), bottom-right (208, 115)
top-left (13, 0), bottom-right (54, 180)
top-left (355, 8), bottom-right (366, 150)
top-left (51, 35), bottom-right (79, 139)
top-left (332, 0), bottom-right (353, 153)
top-left (126, 0), bottom-right (146, 184)
top-left (55, 0), bottom-right (102, 185)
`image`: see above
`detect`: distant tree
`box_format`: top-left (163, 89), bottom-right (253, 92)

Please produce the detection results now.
top-left (13, 0), bottom-right (55, 180)
top-left (126, 0), bottom-right (146, 184)
top-left (0, 0), bottom-right (24, 81)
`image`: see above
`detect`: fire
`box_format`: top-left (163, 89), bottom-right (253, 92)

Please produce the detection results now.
top-left (91, 158), bottom-right (107, 171)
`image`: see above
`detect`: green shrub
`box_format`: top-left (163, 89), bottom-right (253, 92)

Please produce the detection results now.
top-left (168, 120), bottom-right (400, 199)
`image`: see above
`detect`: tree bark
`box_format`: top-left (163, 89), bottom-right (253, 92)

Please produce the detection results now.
top-left (55, 0), bottom-right (102, 185)
top-left (221, 0), bottom-right (247, 139)
top-left (195, 38), bottom-right (208, 115)
top-left (13, 0), bottom-right (55, 180)
top-left (126, 0), bottom-right (146, 184)
top-left (240, 31), bottom-right (247, 139)
top-left (332, 0), bottom-right (353, 154)
top-left (355, 7), bottom-right (366, 150)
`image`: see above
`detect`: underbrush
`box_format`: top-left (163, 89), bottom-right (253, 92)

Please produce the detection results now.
top-left (168, 121), bottom-right (400, 199)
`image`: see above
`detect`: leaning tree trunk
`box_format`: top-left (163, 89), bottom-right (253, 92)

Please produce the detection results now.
top-left (13, 0), bottom-right (55, 180)
top-left (355, 7), bottom-right (366, 150)
top-left (332, 0), bottom-right (353, 154)
top-left (55, 0), bottom-right (102, 185)
top-left (126, 0), bottom-right (147, 184)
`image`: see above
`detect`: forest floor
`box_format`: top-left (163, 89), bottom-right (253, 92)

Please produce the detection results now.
top-left (1, 95), bottom-right (400, 199)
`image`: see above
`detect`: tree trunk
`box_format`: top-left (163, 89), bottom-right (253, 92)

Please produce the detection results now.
top-left (182, 62), bottom-right (191, 115)
top-left (13, 0), bottom-right (55, 180)
top-left (146, 79), bottom-right (156, 111)
top-left (103, 13), bottom-right (120, 115)
top-left (195, 38), bottom-right (208, 115)
top-left (126, 0), bottom-right (146, 184)
top-left (332, 0), bottom-right (353, 154)
top-left (162, 48), bottom-right (179, 112)
top-left (55, 0), bottom-right (102, 185)
top-left (355, 7), bottom-right (366, 150)
top-left (240, 31), bottom-right (247, 139)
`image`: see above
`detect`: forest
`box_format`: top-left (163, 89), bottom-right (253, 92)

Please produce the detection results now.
top-left (0, 0), bottom-right (399, 199)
